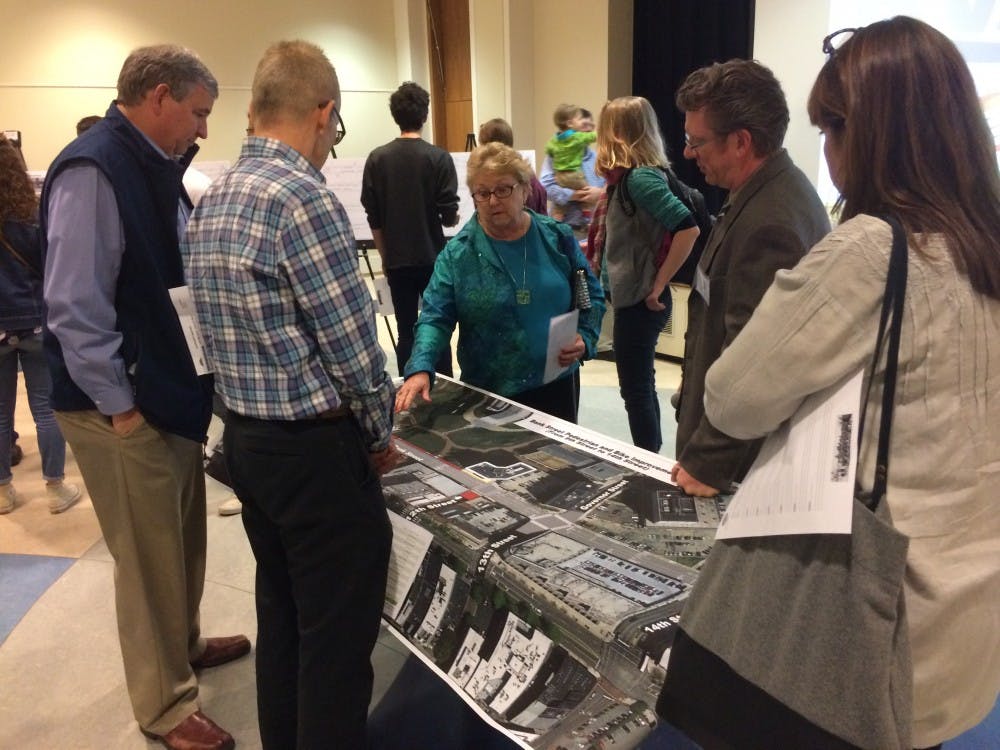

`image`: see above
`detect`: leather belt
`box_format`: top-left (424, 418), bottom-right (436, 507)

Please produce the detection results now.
top-left (315, 404), bottom-right (351, 420)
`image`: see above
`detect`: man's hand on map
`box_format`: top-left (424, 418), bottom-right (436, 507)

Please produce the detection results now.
top-left (671, 463), bottom-right (719, 497)
top-left (370, 440), bottom-right (402, 475)
top-left (395, 371), bottom-right (432, 413)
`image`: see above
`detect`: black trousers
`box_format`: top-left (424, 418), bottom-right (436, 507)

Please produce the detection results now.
top-left (225, 412), bottom-right (392, 750)
top-left (512, 368), bottom-right (580, 424)
top-left (386, 265), bottom-right (453, 378)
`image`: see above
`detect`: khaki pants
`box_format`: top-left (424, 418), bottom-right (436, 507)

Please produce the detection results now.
top-left (56, 410), bottom-right (207, 735)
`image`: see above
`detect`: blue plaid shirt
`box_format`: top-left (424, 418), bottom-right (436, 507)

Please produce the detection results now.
top-left (181, 137), bottom-right (394, 450)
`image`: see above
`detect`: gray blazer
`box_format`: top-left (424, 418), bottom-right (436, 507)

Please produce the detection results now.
top-left (675, 149), bottom-right (830, 490)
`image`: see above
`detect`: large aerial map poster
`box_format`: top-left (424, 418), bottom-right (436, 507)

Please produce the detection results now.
top-left (380, 378), bottom-right (727, 750)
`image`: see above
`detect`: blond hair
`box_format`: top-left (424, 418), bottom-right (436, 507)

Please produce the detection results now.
top-left (466, 143), bottom-right (533, 188)
top-left (595, 96), bottom-right (668, 175)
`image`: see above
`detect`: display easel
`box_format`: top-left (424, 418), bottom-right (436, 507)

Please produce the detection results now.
top-left (357, 241), bottom-right (396, 348)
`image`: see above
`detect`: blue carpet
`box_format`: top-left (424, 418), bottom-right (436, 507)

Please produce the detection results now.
top-left (945, 698), bottom-right (1000, 750)
top-left (639, 700), bottom-right (1000, 749)
top-left (375, 656), bottom-right (998, 749)
top-left (0, 553), bottom-right (74, 644)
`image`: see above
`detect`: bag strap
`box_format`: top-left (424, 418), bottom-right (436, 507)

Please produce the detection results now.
top-left (0, 232), bottom-right (43, 279)
top-left (615, 168), bottom-right (637, 217)
top-left (857, 216), bottom-right (908, 510)
top-left (556, 228), bottom-right (592, 311)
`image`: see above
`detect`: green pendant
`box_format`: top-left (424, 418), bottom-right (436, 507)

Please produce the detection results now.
top-left (516, 288), bottom-right (531, 305)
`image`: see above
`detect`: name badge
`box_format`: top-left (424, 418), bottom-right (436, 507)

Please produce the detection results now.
top-left (694, 266), bottom-right (710, 305)
top-left (168, 285), bottom-right (213, 375)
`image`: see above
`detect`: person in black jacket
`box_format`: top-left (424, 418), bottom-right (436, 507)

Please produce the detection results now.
top-left (361, 81), bottom-right (459, 376)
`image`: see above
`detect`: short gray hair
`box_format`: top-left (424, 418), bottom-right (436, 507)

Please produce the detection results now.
top-left (251, 40), bottom-right (339, 127)
top-left (117, 45), bottom-right (218, 105)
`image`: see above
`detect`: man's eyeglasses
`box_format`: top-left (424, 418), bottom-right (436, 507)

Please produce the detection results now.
top-left (822, 28), bottom-right (858, 56)
top-left (471, 184), bottom-right (516, 203)
top-left (684, 133), bottom-right (720, 152)
top-left (319, 101), bottom-right (347, 145)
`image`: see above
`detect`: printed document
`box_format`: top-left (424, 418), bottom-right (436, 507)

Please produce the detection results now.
top-left (383, 511), bottom-right (434, 620)
top-left (543, 309), bottom-right (579, 384)
top-left (168, 285), bottom-right (212, 375)
top-left (715, 369), bottom-right (864, 539)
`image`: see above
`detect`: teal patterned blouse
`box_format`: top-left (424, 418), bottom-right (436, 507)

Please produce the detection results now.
top-left (404, 210), bottom-right (605, 397)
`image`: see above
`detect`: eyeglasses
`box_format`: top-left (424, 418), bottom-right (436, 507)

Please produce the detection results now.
top-left (822, 27), bottom-right (858, 56)
top-left (318, 101), bottom-right (347, 145)
top-left (684, 133), bottom-right (721, 152)
top-left (471, 183), bottom-right (517, 203)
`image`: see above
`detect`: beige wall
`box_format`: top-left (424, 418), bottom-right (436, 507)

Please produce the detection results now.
top-left (530, 0), bottom-right (615, 168)
top-left (3, 1), bottom-right (830, 188)
top-left (0, 0), bottom-right (405, 170)
top-left (469, 0), bottom-right (625, 168)
top-left (470, 0), bottom-right (509, 142)
top-left (753, 0), bottom-right (831, 189)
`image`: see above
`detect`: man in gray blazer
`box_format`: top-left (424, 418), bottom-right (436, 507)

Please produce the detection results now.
top-left (672, 59), bottom-right (830, 496)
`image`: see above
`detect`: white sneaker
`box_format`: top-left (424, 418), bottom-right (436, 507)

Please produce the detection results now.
top-left (47, 481), bottom-right (82, 514)
top-left (0, 484), bottom-right (14, 514)
top-left (218, 495), bottom-right (242, 516)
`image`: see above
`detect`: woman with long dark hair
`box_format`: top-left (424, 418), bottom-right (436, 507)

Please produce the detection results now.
top-left (659, 16), bottom-right (1000, 750)
top-left (0, 135), bottom-right (80, 513)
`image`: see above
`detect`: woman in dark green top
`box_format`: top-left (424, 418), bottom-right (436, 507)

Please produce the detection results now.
top-left (596, 96), bottom-right (700, 452)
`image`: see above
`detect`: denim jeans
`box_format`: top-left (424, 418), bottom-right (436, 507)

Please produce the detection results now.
top-left (0, 332), bottom-right (67, 482)
top-left (613, 295), bottom-right (671, 453)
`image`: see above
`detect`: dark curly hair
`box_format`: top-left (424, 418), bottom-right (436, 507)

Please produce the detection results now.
top-left (0, 134), bottom-right (37, 224)
top-left (389, 82), bottom-right (430, 132)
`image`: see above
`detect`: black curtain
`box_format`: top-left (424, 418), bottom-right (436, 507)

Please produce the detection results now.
top-left (632, 0), bottom-right (755, 214)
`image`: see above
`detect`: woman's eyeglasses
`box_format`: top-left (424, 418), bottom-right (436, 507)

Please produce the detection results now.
top-left (471, 184), bottom-right (516, 203)
top-left (822, 27), bottom-right (858, 56)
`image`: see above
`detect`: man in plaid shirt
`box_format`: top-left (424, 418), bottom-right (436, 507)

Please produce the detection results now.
top-left (182, 40), bottom-right (398, 750)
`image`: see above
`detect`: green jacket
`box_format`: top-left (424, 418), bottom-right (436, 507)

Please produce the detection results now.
top-left (545, 130), bottom-right (597, 172)
top-left (405, 211), bottom-right (605, 397)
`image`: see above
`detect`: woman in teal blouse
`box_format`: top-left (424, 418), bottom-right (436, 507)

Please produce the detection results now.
top-left (395, 143), bottom-right (605, 423)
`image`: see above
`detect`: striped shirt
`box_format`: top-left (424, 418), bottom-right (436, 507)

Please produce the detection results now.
top-left (181, 137), bottom-right (394, 450)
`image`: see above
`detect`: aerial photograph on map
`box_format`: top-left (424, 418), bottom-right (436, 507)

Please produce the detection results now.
top-left (380, 378), bottom-right (727, 749)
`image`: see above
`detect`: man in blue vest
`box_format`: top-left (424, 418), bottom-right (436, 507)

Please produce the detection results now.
top-left (42, 45), bottom-right (247, 750)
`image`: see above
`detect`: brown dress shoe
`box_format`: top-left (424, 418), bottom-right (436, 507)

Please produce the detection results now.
top-left (143, 711), bottom-right (234, 750)
top-left (190, 634), bottom-right (251, 670)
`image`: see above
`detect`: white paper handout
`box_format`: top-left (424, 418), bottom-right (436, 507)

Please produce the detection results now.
top-left (715, 369), bottom-right (864, 540)
top-left (371, 275), bottom-right (395, 316)
top-left (168, 285), bottom-right (212, 375)
top-left (543, 309), bottom-right (580, 384)
top-left (383, 510), bottom-right (435, 620)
